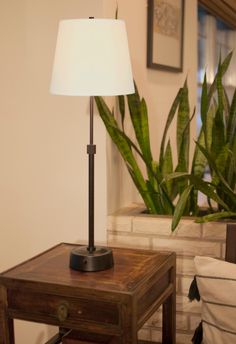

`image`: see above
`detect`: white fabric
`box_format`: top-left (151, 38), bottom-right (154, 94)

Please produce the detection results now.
top-left (194, 256), bottom-right (236, 344)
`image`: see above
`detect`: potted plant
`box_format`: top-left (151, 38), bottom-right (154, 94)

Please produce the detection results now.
top-left (95, 52), bottom-right (236, 342)
top-left (186, 63), bottom-right (236, 223)
top-left (95, 52), bottom-right (236, 230)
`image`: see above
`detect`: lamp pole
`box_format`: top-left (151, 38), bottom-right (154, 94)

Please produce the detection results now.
top-left (87, 96), bottom-right (96, 253)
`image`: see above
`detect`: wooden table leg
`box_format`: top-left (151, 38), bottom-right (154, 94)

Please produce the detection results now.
top-left (162, 265), bottom-right (176, 344)
top-left (115, 300), bottom-right (138, 344)
top-left (0, 286), bottom-right (15, 344)
top-left (162, 294), bottom-right (176, 344)
top-left (121, 332), bottom-right (138, 344)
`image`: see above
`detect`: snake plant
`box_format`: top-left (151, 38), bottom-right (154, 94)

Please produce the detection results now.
top-left (95, 52), bottom-right (236, 230)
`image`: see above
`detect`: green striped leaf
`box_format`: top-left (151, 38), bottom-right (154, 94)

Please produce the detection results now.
top-left (195, 211), bottom-right (236, 223)
top-left (201, 73), bottom-right (208, 147)
top-left (127, 91), bottom-right (142, 145)
top-left (118, 95), bottom-right (125, 130)
top-left (196, 141), bottom-right (236, 205)
top-left (212, 144), bottom-right (229, 186)
top-left (165, 173), bottom-right (229, 210)
top-left (171, 185), bottom-right (194, 231)
top-left (159, 88), bottom-right (183, 168)
top-left (227, 88), bottom-right (236, 148)
top-left (139, 98), bottom-right (153, 162)
top-left (211, 108), bottom-right (225, 158)
top-left (127, 90), bottom-right (153, 163)
top-left (189, 175), bottom-right (229, 210)
top-left (226, 146), bottom-right (236, 191)
top-left (127, 166), bottom-right (158, 213)
top-left (145, 181), bottom-right (164, 214)
top-left (95, 96), bottom-right (158, 214)
top-left (177, 80), bottom-right (190, 167)
top-left (192, 128), bottom-right (207, 178)
top-left (211, 64), bottom-right (226, 158)
top-left (208, 51), bottom-right (233, 100)
top-left (162, 140), bottom-right (173, 196)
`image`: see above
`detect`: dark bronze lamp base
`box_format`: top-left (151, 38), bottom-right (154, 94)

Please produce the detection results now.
top-left (70, 246), bottom-right (114, 272)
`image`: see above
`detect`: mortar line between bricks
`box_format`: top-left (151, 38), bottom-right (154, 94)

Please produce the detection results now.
top-left (108, 231), bottom-right (226, 242)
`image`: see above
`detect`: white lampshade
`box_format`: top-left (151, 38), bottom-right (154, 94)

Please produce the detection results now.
top-left (50, 19), bottom-right (134, 96)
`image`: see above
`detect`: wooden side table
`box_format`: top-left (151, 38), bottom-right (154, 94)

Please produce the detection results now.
top-left (0, 243), bottom-right (176, 344)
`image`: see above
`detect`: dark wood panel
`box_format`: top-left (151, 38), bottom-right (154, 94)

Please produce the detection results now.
top-left (61, 330), bottom-right (160, 344)
top-left (62, 330), bottom-right (115, 343)
top-left (0, 286), bottom-right (14, 344)
top-left (8, 289), bottom-right (119, 326)
top-left (138, 272), bottom-right (169, 319)
top-left (225, 223), bottom-right (236, 263)
top-left (199, 0), bottom-right (236, 29)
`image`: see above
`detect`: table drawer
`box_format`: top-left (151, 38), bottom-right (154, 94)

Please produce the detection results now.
top-left (7, 289), bottom-right (120, 326)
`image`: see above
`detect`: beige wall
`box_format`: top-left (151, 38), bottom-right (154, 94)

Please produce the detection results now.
top-left (0, 0), bottom-right (106, 342)
top-left (104, 0), bottom-right (198, 213)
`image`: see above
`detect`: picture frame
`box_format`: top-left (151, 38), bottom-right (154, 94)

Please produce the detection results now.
top-left (147, 0), bottom-right (185, 72)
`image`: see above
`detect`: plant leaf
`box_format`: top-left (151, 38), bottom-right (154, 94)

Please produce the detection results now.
top-left (165, 172), bottom-right (189, 181)
top-left (222, 86), bottom-right (230, 119)
top-left (189, 175), bottom-right (229, 210)
top-left (211, 109), bottom-right (225, 158)
top-left (212, 144), bottom-right (229, 185)
top-left (159, 88), bottom-right (183, 168)
top-left (191, 127), bottom-right (207, 178)
top-left (201, 73), bottom-right (208, 147)
top-left (127, 90), bottom-right (153, 162)
top-left (162, 140), bottom-right (173, 196)
top-left (127, 166), bottom-right (158, 213)
top-left (95, 96), bottom-right (158, 213)
top-left (195, 211), bottom-right (236, 223)
top-left (166, 172), bottom-right (229, 210)
top-left (227, 88), bottom-right (236, 148)
top-left (174, 81), bottom-right (190, 197)
top-left (171, 185), bottom-right (194, 231)
top-left (145, 181), bottom-right (164, 214)
top-left (140, 97), bottom-right (153, 162)
top-left (195, 141), bottom-right (236, 205)
top-left (177, 80), bottom-right (190, 168)
top-left (226, 146), bottom-right (236, 190)
top-left (208, 51), bottom-right (233, 100)
top-left (118, 95), bottom-right (125, 130)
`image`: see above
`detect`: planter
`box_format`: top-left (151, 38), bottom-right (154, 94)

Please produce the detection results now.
top-left (107, 203), bottom-right (227, 344)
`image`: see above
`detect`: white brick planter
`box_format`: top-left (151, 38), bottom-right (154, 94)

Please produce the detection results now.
top-left (107, 204), bottom-right (227, 344)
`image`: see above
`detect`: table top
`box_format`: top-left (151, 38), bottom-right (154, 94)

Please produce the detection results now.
top-left (0, 243), bottom-right (174, 294)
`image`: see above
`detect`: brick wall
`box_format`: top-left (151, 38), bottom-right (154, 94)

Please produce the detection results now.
top-left (107, 204), bottom-right (227, 344)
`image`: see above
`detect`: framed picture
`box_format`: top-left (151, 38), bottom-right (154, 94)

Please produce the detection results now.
top-left (147, 0), bottom-right (185, 72)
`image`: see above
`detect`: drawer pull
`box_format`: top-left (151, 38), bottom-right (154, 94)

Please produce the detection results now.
top-left (57, 302), bottom-right (69, 322)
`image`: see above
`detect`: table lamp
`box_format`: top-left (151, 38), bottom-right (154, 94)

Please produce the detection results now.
top-left (50, 18), bottom-right (134, 272)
